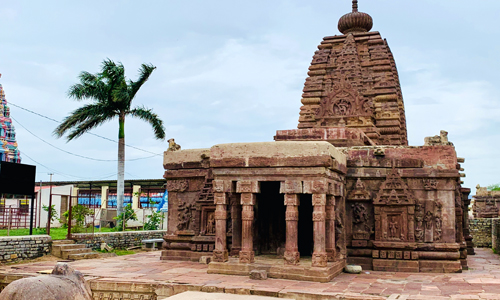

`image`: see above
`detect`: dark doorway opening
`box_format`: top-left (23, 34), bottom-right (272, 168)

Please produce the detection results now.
top-left (255, 181), bottom-right (285, 255)
top-left (298, 194), bottom-right (313, 256)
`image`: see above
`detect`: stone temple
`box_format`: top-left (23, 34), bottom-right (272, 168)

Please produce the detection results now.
top-left (0, 75), bottom-right (21, 163)
top-left (162, 1), bottom-right (472, 281)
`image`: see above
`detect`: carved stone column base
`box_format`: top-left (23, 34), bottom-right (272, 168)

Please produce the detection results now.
top-left (239, 250), bottom-right (255, 264)
top-left (326, 248), bottom-right (336, 262)
top-left (213, 250), bottom-right (228, 262)
top-left (312, 252), bottom-right (328, 267)
top-left (284, 251), bottom-right (300, 265)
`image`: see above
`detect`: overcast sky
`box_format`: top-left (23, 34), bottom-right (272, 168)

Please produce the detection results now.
top-left (0, 0), bottom-right (498, 194)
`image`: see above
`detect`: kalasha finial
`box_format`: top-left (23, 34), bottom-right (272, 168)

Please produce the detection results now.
top-left (338, 0), bottom-right (373, 34)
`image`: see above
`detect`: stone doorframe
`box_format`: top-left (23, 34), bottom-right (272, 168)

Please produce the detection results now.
top-left (212, 178), bottom-right (343, 268)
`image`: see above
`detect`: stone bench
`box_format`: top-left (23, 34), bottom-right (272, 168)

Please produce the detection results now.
top-left (141, 239), bottom-right (164, 251)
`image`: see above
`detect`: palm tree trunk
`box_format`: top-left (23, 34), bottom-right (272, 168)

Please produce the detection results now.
top-left (117, 114), bottom-right (125, 225)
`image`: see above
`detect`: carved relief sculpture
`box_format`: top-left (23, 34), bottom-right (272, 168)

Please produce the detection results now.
top-left (177, 201), bottom-right (193, 231)
top-left (167, 138), bottom-right (181, 151)
top-left (435, 215), bottom-right (442, 241)
top-left (374, 168), bottom-right (415, 242)
top-left (347, 178), bottom-right (371, 201)
top-left (167, 179), bottom-right (189, 192)
top-left (335, 208), bottom-right (345, 260)
top-left (423, 179), bottom-right (438, 190)
top-left (206, 212), bottom-right (215, 235)
top-left (351, 202), bottom-right (371, 240)
top-left (389, 216), bottom-right (398, 239)
top-left (424, 211), bottom-right (433, 230)
top-left (415, 202), bottom-right (424, 242)
top-left (434, 201), bottom-right (442, 241)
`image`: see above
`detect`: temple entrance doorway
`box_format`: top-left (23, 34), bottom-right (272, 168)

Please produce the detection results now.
top-left (255, 181), bottom-right (286, 255)
top-left (298, 194), bottom-right (313, 257)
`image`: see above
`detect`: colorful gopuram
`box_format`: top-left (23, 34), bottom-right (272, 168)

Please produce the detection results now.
top-left (0, 75), bottom-right (22, 163)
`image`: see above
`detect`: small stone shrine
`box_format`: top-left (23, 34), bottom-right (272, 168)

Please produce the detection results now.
top-left (162, 1), bottom-right (472, 281)
top-left (472, 185), bottom-right (500, 218)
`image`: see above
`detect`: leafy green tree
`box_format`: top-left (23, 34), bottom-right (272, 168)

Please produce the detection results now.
top-left (488, 184), bottom-right (500, 191)
top-left (43, 204), bottom-right (58, 224)
top-left (143, 212), bottom-right (163, 230)
top-left (54, 59), bottom-right (166, 219)
top-left (114, 204), bottom-right (138, 230)
top-left (61, 204), bottom-right (94, 233)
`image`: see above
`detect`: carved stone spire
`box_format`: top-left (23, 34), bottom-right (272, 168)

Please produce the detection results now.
top-left (338, 0), bottom-right (373, 35)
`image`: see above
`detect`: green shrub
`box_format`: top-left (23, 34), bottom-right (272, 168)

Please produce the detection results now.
top-left (114, 204), bottom-right (137, 231)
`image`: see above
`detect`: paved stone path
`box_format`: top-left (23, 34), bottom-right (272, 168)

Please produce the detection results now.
top-left (1, 249), bottom-right (500, 299)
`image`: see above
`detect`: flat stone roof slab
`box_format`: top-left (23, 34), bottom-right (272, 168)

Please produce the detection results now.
top-left (210, 141), bottom-right (346, 168)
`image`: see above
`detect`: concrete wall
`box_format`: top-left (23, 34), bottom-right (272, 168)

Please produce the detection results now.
top-left (72, 230), bottom-right (167, 250)
top-left (0, 235), bottom-right (51, 263)
top-left (37, 185), bottom-right (73, 228)
top-left (470, 218), bottom-right (493, 248)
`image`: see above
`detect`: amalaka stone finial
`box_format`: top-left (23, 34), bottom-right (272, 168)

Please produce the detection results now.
top-left (338, 0), bottom-right (373, 35)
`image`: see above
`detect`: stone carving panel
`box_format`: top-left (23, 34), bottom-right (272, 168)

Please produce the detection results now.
top-left (374, 168), bottom-right (415, 242)
top-left (347, 178), bottom-right (371, 201)
top-left (167, 179), bottom-right (188, 192)
top-left (201, 207), bottom-right (216, 235)
top-left (423, 179), bottom-right (438, 190)
top-left (415, 202), bottom-right (425, 242)
top-left (374, 168), bottom-right (414, 205)
top-left (335, 198), bottom-right (346, 260)
top-left (176, 200), bottom-right (193, 231)
top-left (284, 251), bottom-right (300, 265)
top-left (351, 202), bottom-right (371, 240)
top-left (239, 251), bottom-right (254, 264)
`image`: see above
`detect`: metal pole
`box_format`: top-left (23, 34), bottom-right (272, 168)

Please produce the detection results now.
top-left (47, 173), bottom-right (53, 235)
top-left (37, 180), bottom-right (42, 228)
top-left (7, 205), bottom-right (12, 236)
top-left (67, 187), bottom-right (72, 240)
top-left (91, 182), bottom-right (95, 235)
top-left (29, 193), bottom-right (35, 235)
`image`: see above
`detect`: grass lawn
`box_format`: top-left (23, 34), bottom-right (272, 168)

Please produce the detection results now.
top-left (0, 227), bottom-right (117, 240)
top-left (96, 249), bottom-right (137, 256)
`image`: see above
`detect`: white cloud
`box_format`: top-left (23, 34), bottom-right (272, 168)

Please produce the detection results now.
top-left (397, 47), bottom-right (500, 188)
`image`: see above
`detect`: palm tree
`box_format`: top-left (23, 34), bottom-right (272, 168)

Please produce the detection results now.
top-left (54, 59), bottom-right (166, 221)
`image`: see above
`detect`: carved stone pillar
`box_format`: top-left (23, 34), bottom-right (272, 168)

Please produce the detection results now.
top-left (312, 193), bottom-right (328, 267)
top-left (213, 192), bottom-right (228, 262)
top-left (240, 193), bottom-right (255, 263)
top-left (230, 195), bottom-right (242, 255)
top-left (280, 180), bottom-right (302, 265)
top-left (284, 194), bottom-right (300, 265)
top-left (237, 181), bottom-right (259, 264)
top-left (304, 180), bottom-right (328, 267)
top-left (325, 195), bottom-right (336, 262)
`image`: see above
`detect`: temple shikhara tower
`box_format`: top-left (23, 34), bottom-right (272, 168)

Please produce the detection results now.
top-left (161, 1), bottom-right (472, 281)
top-left (0, 75), bottom-right (21, 163)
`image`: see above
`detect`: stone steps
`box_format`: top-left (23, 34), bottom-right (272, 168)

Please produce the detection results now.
top-left (52, 239), bottom-right (75, 245)
top-left (52, 240), bottom-right (99, 260)
top-left (68, 252), bottom-right (99, 260)
top-left (61, 247), bottom-right (93, 259)
top-left (51, 240), bottom-right (76, 257)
